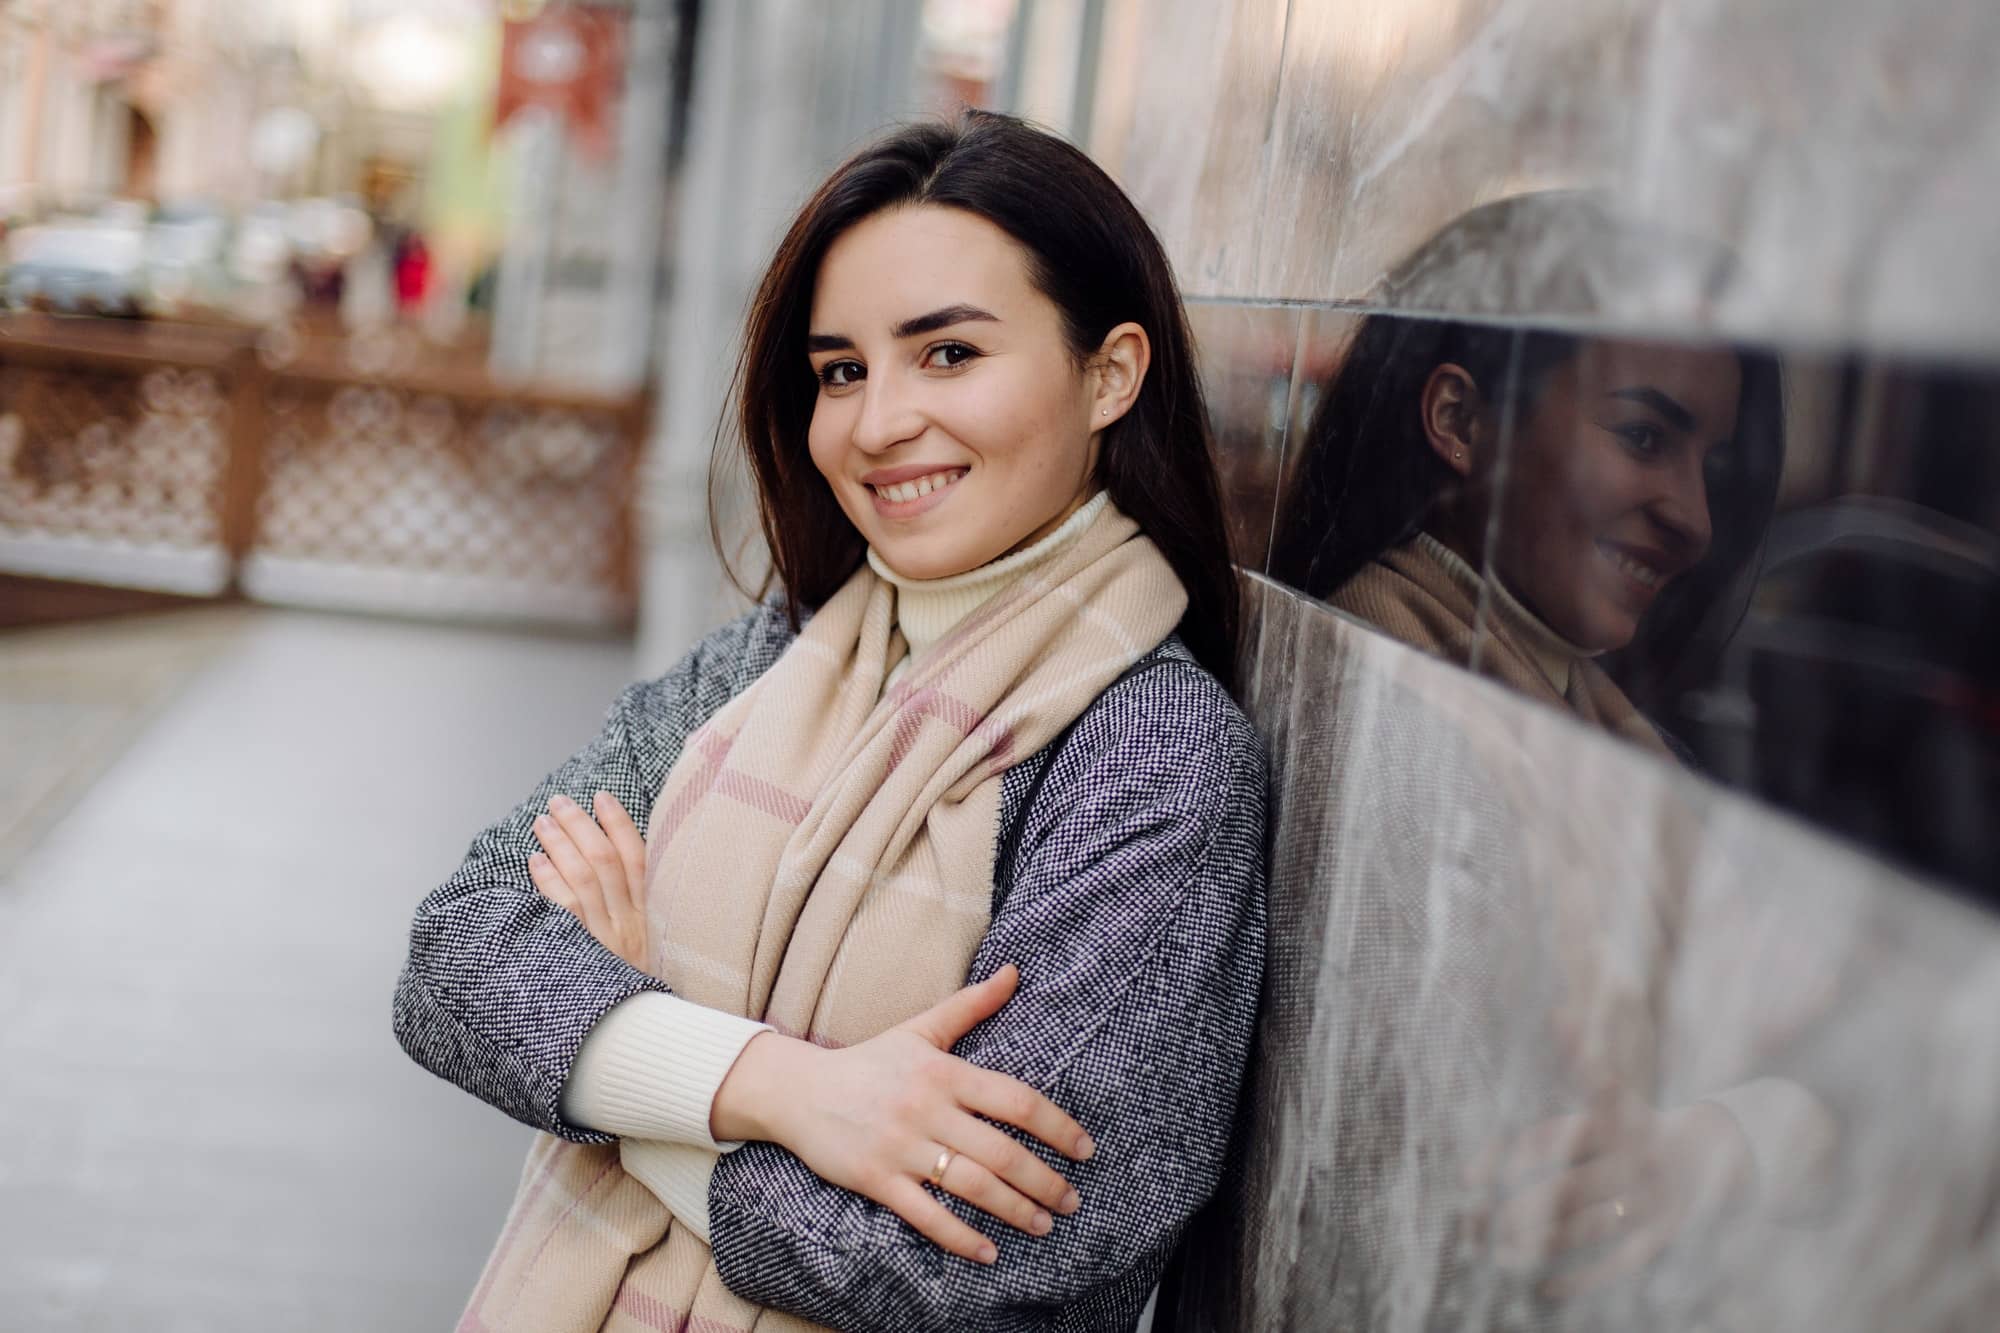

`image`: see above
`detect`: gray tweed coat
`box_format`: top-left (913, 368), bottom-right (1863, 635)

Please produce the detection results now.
top-left (393, 601), bottom-right (1268, 1332)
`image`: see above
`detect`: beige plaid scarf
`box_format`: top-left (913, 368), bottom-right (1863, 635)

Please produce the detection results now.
top-left (459, 500), bottom-right (1186, 1333)
top-left (1329, 536), bottom-right (1668, 756)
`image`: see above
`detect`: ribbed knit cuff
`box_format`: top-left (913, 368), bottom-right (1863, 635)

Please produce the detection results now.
top-left (560, 992), bottom-right (771, 1150)
top-left (620, 1140), bottom-right (721, 1243)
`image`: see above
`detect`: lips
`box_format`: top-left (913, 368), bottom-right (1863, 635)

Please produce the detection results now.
top-left (1597, 540), bottom-right (1676, 594)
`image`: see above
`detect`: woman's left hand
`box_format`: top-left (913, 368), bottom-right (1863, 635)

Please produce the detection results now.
top-left (1461, 1085), bottom-right (1754, 1299)
top-left (526, 790), bottom-right (650, 971)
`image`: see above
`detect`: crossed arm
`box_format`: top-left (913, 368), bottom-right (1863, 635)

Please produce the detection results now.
top-left (396, 611), bottom-right (1270, 1329)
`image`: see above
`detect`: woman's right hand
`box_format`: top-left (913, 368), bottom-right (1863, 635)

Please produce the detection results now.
top-left (712, 964), bottom-right (1093, 1264)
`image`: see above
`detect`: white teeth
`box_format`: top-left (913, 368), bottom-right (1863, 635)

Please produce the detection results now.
top-left (1609, 550), bottom-right (1662, 589)
top-left (874, 469), bottom-right (964, 504)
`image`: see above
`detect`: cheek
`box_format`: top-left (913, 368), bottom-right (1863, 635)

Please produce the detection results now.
top-left (806, 402), bottom-right (844, 481)
top-left (966, 371), bottom-right (1088, 478)
top-left (1508, 424), bottom-right (1634, 541)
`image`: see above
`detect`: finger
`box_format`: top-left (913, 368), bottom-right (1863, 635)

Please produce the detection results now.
top-left (548, 793), bottom-right (640, 945)
top-left (1491, 1155), bottom-right (1635, 1267)
top-left (593, 791), bottom-right (648, 916)
top-left (881, 1177), bottom-right (998, 1265)
top-left (905, 965), bottom-right (1018, 1049)
top-left (527, 852), bottom-right (579, 911)
top-left (931, 1148), bottom-right (1053, 1238)
top-left (945, 1115), bottom-right (1080, 1215)
top-left (534, 811), bottom-right (611, 941)
top-left (1540, 1217), bottom-right (1669, 1300)
top-left (547, 795), bottom-right (627, 903)
top-left (957, 1065), bottom-right (1094, 1162)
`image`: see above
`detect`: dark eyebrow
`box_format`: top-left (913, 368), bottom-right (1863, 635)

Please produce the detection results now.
top-left (893, 304), bottom-right (999, 339)
top-left (1607, 386), bottom-right (1696, 433)
top-left (805, 304), bottom-right (1000, 355)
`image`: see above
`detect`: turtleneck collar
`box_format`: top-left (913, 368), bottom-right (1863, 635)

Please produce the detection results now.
top-left (1415, 531), bottom-right (1599, 697)
top-left (869, 490), bottom-right (1109, 668)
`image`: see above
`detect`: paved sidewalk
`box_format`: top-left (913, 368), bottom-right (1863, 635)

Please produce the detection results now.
top-left (0, 608), bottom-right (641, 1331)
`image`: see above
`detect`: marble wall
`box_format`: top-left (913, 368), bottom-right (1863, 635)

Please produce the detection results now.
top-left (1109, 0), bottom-right (2000, 352)
top-left (1094, 2), bottom-right (2000, 1327)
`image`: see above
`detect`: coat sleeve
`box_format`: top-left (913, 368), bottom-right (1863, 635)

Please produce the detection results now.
top-left (392, 605), bottom-right (781, 1142)
top-left (706, 660), bottom-right (1270, 1332)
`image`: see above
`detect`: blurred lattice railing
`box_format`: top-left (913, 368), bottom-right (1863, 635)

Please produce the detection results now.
top-left (0, 317), bottom-right (646, 629)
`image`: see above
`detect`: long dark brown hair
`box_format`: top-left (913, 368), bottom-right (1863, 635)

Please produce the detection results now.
top-left (714, 109), bottom-right (1240, 689)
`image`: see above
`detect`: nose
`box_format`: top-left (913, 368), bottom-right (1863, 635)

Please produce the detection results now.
top-left (1651, 453), bottom-right (1714, 564)
top-left (850, 368), bottom-right (925, 456)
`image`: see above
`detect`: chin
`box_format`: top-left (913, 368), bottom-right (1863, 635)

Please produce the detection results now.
top-left (1575, 610), bottom-right (1640, 654)
top-left (871, 538), bottom-right (991, 582)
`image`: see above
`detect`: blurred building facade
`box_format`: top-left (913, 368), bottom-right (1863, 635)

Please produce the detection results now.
top-left (0, 0), bottom-right (349, 209)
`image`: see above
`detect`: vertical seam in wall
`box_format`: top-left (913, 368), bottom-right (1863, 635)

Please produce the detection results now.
top-left (1259, 307), bottom-right (1312, 578)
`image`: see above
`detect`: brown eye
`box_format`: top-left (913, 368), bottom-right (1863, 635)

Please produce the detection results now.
top-left (1613, 422), bottom-right (1666, 457)
top-left (923, 342), bottom-right (979, 370)
top-left (817, 360), bottom-right (864, 389)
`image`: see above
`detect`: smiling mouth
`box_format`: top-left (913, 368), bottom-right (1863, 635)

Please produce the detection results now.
top-left (1599, 542), bottom-right (1668, 591)
top-left (868, 468), bottom-right (968, 503)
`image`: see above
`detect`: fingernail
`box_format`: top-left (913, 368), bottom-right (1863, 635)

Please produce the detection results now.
top-left (1060, 1189), bottom-right (1080, 1215)
top-left (1031, 1210), bottom-right (1052, 1235)
top-left (549, 794), bottom-right (575, 812)
top-left (529, 852), bottom-right (548, 868)
top-left (533, 815), bottom-right (551, 832)
top-left (977, 1242), bottom-right (997, 1264)
top-left (1075, 1135), bottom-right (1095, 1161)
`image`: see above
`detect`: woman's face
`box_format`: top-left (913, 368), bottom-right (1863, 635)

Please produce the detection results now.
top-left (1485, 338), bottom-right (1741, 651)
top-left (806, 205), bottom-right (1107, 581)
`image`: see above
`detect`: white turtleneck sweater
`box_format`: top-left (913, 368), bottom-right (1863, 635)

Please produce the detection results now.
top-left (559, 493), bottom-right (1108, 1239)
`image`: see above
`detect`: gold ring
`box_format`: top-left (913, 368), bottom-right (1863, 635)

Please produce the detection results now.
top-left (929, 1149), bottom-right (956, 1187)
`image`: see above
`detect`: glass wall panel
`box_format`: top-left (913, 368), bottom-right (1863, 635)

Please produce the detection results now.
top-left (1187, 301), bottom-right (1303, 573)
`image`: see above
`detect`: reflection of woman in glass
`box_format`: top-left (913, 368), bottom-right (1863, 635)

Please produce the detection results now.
top-left (1270, 202), bottom-right (1784, 754)
top-left (1266, 197), bottom-right (1829, 1305)
top-left (395, 112), bottom-right (1267, 1332)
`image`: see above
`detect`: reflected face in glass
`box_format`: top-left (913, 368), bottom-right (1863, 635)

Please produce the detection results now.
top-left (804, 204), bottom-right (1104, 581)
top-left (1486, 339), bottom-right (1740, 651)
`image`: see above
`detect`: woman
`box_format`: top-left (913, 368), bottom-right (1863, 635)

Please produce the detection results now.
top-left (1269, 194), bottom-right (1786, 753)
top-left (394, 110), bottom-right (1268, 1333)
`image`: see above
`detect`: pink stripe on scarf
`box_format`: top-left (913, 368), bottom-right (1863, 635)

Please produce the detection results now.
top-left (613, 1285), bottom-right (689, 1332)
top-left (714, 769), bottom-right (811, 825)
top-left (648, 729), bottom-right (739, 861)
top-left (887, 687), bottom-right (989, 771)
top-left (975, 717), bottom-right (1017, 767)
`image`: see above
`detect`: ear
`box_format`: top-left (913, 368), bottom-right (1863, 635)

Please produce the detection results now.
top-left (1089, 321), bottom-right (1151, 428)
top-left (1420, 363), bottom-right (1485, 479)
